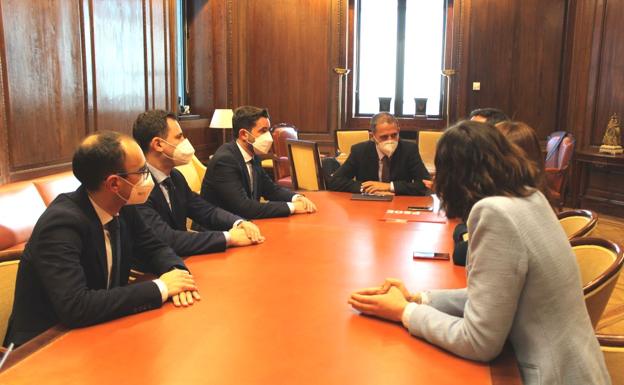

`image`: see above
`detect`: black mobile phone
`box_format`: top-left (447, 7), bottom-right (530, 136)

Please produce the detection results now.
top-left (413, 251), bottom-right (450, 260)
top-left (407, 205), bottom-right (433, 211)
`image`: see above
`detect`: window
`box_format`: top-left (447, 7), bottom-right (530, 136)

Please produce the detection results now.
top-left (354, 0), bottom-right (446, 117)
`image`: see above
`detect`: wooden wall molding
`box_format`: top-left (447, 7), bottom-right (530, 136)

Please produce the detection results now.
top-left (456, 0), bottom-right (471, 121)
top-left (0, 0), bottom-right (175, 185)
top-left (0, 0), bottom-right (8, 181)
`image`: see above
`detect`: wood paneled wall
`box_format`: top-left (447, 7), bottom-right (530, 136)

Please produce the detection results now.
top-left (564, 0), bottom-right (624, 148)
top-left (3, 0), bottom-right (624, 214)
top-left (0, 0), bottom-right (176, 184)
top-left (457, 0), bottom-right (567, 140)
top-left (230, 0), bottom-right (346, 138)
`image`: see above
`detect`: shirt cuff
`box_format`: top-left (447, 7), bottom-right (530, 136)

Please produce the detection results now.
top-left (223, 231), bottom-right (231, 246)
top-left (420, 291), bottom-right (431, 305)
top-left (402, 302), bottom-right (418, 328)
top-left (152, 279), bottom-right (168, 303)
top-left (389, 182), bottom-right (395, 192)
top-left (287, 202), bottom-right (295, 214)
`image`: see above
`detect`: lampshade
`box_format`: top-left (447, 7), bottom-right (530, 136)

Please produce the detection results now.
top-left (209, 109), bottom-right (234, 129)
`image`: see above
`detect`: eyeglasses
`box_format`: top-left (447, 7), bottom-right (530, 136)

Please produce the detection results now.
top-left (116, 165), bottom-right (150, 182)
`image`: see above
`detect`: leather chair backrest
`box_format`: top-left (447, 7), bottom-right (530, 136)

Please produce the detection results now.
top-left (33, 171), bottom-right (80, 206)
top-left (545, 132), bottom-right (575, 169)
top-left (0, 183), bottom-right (47, 250)
top-left (272, 124), bottom-right (298, 158)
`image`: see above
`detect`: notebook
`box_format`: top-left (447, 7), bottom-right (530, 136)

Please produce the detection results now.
top-left (351, 193), bottom-right (394, 202)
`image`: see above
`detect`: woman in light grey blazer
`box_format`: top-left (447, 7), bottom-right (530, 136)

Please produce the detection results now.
top-left (349, 121), bottom-right (610, 385)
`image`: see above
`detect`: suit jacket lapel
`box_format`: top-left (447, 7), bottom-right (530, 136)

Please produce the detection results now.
top-left (229, 141), bottom-right (253, 198)
top-left (150, 173), bottom-right (177, 225)
top-left (169, 174), bottom-right (187, 230)
top-left (366, 142), bottom-right (380, 180)
top-left (251, 157), bottom-right (261, 200)
top-left (389, 141), bottom-right (403, 178)
top-left (75, 186), bottom-right (109, 287)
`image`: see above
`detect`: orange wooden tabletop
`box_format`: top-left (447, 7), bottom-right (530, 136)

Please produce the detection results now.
top-left (0, 191), bottom-right (518, 385)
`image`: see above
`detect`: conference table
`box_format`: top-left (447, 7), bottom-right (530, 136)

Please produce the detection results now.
top-left (0, 191), bottom-right (520, 385)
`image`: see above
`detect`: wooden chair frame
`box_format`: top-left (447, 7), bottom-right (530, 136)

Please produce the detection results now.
top-left (286, 139), bottom-right (325, 191)
top-left (558, 209), bottom-right (598, 240)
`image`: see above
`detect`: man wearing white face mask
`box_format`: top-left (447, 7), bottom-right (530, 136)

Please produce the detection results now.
top-left (202, 106), bottom-right (317, 219)
top-left (132, 110), bottom-right (265, 257)
top-left (5, 132), bottom-right (199, 347)
top-left (327, 112), bottom-right (431, 196)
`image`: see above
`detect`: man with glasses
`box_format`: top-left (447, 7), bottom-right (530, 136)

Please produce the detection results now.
top-left (132, 110), bottom-right (264, 257)
top-left (4, 132), bottom-right (198, 347)
top-left (327, 112), bottom-right (431, 196)
top-left (201, 106), bottom-right (316, 219)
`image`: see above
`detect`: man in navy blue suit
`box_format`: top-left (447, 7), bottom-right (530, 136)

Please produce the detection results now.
top-left (201, 106), bottom-right (316, 219)
top-left (132, 110), bottom-right (264, 257)
top-left (327, 112), bottom-right (431, 196)
top-left (5, 132), bottom-right (198, 347)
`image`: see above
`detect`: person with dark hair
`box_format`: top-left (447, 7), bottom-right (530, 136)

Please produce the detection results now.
top-left (326, 112), bottom-right (431, 195)
top-left (452, 120), bottom-right (549, 266)
top-left (5, 132), bottom-right (199, 347)
top-left (496, 121), bottom-right (548, 196)
top-left (469, 107), bottom-right (509, 125)
top-left (348, 121), bottom-right (609, 385)
top-left (132, 110), bottom-right (264, 257)
top-left (201, 105), bottom-right (316, 219)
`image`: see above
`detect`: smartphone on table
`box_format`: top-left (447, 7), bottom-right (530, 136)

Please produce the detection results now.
top-left (407, 205), bottom-right (433, 212)
top-left (413, 251), bottom-right (450, 260)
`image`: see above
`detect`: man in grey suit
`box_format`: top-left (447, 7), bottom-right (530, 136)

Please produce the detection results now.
top-left (348, 121), bottom-right (610, 385)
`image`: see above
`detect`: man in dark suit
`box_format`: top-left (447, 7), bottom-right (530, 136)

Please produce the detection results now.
top-left (327, 112), bottom-right (431, 195)
top-left (132, 110), bottom-right (264, 257)
top-left (201, 106), bottom-right (317, 219)
top-left (469, 107), bottom-right (509, 125)
top-left (4, 132), bottom-right (198, 347)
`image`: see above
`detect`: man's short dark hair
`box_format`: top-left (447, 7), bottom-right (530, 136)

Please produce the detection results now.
top-left (72, 131), bottom-right (128, 191)
top-left (232, 106), bottom-right (270, 138)
top-left (132, 110), bottom-right (178, 152)
top-left (469, 108), bottom-right (509, 125)
top-left (370, 112), bottom-right (399, 132)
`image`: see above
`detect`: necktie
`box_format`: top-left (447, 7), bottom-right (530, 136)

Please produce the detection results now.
top-left (105, 217), bottom-right (121, 288)
top-left (247, 161), bottom-right (255, 196)
top-left (381, 156), bottom-right (390, 183)
top-left (162, 177), bottom-right (176, 212)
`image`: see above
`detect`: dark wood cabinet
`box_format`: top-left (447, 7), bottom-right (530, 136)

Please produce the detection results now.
top-left (573, 147), bottom-right (624, 217)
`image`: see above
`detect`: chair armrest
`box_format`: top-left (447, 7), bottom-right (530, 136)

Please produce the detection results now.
top-left (544, 167), bottom-right (565, 176)
top-left (0, 248), bottom-right (23, 263)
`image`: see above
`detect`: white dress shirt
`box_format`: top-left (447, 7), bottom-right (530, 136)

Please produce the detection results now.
top-left (87, 195), bottom-right (168, 302)
top-left (235, 141), bottom-right (299, 213)
top-left (146, 162), bottom-right (235, 244)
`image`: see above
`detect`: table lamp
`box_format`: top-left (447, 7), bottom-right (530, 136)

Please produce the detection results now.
top-left (209, 109), bottom-right (234, 144)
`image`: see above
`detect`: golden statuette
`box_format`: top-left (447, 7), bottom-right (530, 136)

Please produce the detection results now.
top-left (599, 113), bottom-right (623, 155)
